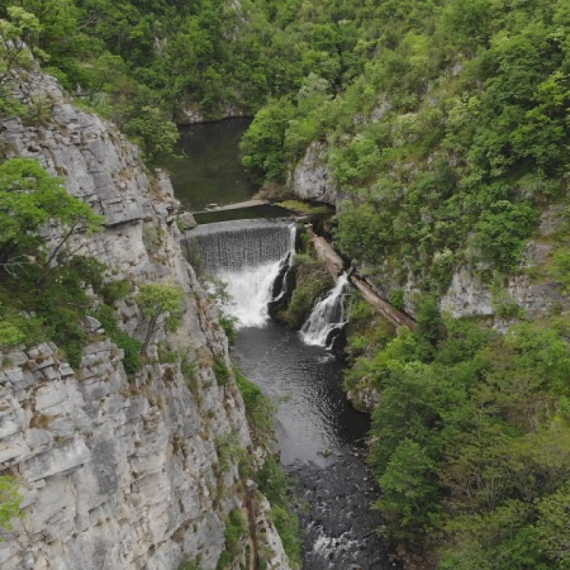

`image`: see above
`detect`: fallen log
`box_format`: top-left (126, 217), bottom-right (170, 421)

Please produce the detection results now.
top-left (349, 274), bottom-right (416, 331)
top-left (306, 226), bottom-right (416, 330)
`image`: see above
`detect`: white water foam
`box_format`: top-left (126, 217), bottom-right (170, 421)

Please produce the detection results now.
top-left (217, 259), bottom-right (286, 328)
top-left (300, 272), bottom-right (350, 348)
top-left (210, 223), bottom-right (297, 328)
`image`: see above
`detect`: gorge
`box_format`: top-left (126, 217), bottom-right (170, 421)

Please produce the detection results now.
top-left (178, 144), bottom-right (392, 567)
top-left (4, 1), bottom-right (570, 568)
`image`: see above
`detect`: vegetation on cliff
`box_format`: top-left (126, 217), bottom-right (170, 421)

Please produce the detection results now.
top-left (242, 0), bottom-right (570, 291)
top-left (4, 0), bottom-right (570, 568)
top-left (0, 475), bottom-right (22, 534)
top-left (238, 4), bottom-right (570, 561)
top-left (1, 0), bottom-right (380, 159)
top-left (342, 300), bottom-right (570, 568)
top-left (0, 158), bottom-right (107, 363)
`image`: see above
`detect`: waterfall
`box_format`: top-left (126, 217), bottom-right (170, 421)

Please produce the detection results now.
top-left (182, 220), bottom-right (296, 328)
top-left (300, 272), bottom-right (350, 349)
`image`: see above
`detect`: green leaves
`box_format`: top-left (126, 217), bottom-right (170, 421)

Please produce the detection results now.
top-left (0, 158), bottom-right (104, 282)
top-left (124, 106), bottom-right (179, 162)
top-left (137, 283), bottom-right (184, 331)
top-left (375, 438), bottom-right (439, 541)
top-left (137, 283), bottom-right (185, 353)
top-left (364, 312), bottom-right (570, 565)
top-left (472, 201), bottom-right (539, 269)
top-left (0, 475), bottom-right (22, 533)
top-left (240, 97), bottom-right (295, 182)
top-left (0, 6), bottom-right (41, 85)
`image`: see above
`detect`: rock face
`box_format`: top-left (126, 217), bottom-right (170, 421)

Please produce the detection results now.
top-left (0, 70), bottom-right (291, 570)
top-left (287, 138), bottom-right (567, 324)
top-left (440, 205), bottom-right (570, 321)
top-left (288, 141), bottom-right (340, 206)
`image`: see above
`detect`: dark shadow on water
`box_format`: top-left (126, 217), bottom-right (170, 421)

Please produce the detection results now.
top-left (233, 320), bottom-right (399, 570)
top-left (167, 118), bottom-right (397, 570)
top-left (194, 204), bottom-right (289, 224)
top-left (233, 320), bottom-right (370, 466)
top-left (160, 118), bottom-right (258, 211)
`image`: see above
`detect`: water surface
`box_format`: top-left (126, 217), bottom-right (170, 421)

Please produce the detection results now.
top-left (172, 120), bottom-right (397, 570)
top-left (194, 204), bottom-right (289, 224)
top-left (233, 322), bottom-right (398, 569)
top-left (161, 118), bottom-right (257, 210)
top-left (233, 321), bottom-right (369, 466)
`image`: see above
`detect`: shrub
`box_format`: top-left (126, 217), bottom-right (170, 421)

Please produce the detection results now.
top-left (0, 474), bottom-right (22, 532)
top-left (94, 304), bottom-right (142, 375)
top-left (278, 253), bottom-right (333, 329)
top-left (213, 357), bottom-right (230, 386)
top-left (101, 280), bottom-right (132, 305)
top-left (235, 370), bottom-right (275, 447)
top-left (255, 457), bottom-right (301, 568)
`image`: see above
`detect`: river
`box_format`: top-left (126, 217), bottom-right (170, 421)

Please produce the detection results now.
top-left (166, 119), bottom-right (398, 569)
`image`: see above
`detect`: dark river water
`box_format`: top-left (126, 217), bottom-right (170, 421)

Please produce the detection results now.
top-left (233, 321), bottom-right (369, 466)
top-left (234, 322), bottom-right (398, 570)
top-left (161, 118), bottom-right (258, 211)
top-left (167, 120), bottom-right (398, 570)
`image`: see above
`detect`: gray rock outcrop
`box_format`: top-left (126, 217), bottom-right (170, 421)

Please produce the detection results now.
top-left (0, 69), bottom-right (291, 570)
top-left (288, 141), bottom-right (340, 205)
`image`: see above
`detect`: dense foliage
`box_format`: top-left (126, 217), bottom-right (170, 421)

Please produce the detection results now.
top-left (4, 0), bottom-right (570, 567)
top-left (1, 0), bottom-right (380, 159)
top-left (0, 475), bottom-right (22, 532)
top-left (0, 158), bottom-right (147, 370)
top-left (0, 158), bottom-right (107, 364)
top-left (242, 0), bottom-right (570, 290)
top-left (342, 301), bottom-right (570, 568)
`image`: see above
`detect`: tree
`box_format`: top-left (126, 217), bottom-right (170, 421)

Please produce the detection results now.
top-left (124, 105), bottom-right (179, 162)
top-left (0, 6), bottom-right (41, 86)
top-left (0, 158), bottom-right (104, 281)
top-left (375, 438), bottom-right (439, 542)
top-left (240, 96), bottom-right (295, 182)
top-left (137, 283), bottom-right (185, 353)
top-left (473, 200), bottom-right (539, 269)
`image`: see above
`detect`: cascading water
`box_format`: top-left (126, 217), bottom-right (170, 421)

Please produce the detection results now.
top-left (182, 219), bottom-right (296, 328)
top-left (171, 122), bottom-right (398, 570)
top-left (301, 272), bottom-right (351, 349)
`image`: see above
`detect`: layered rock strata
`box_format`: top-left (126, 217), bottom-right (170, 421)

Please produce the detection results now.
top-left (0, 70), bottom-right (290, 570)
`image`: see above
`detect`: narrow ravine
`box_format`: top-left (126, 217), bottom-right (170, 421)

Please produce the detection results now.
top-left (169, 119), bottom-right (399, 569)
top-left (233, 321), bottom-right (397, 570)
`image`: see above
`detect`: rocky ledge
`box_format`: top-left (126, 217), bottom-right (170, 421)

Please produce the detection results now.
top-left (0, 69), bottom-right (291, 570)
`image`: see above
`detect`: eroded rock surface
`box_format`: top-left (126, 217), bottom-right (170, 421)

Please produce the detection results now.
top-left (288, 142), bottom-right (340, 206)
top-left (0, 70), bottom-right (290, 570)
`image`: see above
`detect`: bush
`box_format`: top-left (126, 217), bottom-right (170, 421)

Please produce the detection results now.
top-left (0, 474), bottom-right (22, 532)
top-left (278, 253), bottom-right (333, 329)
top-left (473, 201), bottom-right (540, 270)
top-left (216, 508), bottom-right (246, 569)
top-left (101, 279), bottom-right (132, 305)
top-left (235, 370), bottom-right (275, 447)
top-left (94, 304), bottom-right (142, 375)
top-left (255, 457), bottom-right (302, 568)
top-left (213, 357), bottom-right (230, 386)
top-left (115, 331), bottom-right (142, 375)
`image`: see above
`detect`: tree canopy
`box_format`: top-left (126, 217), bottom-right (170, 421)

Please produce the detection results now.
top-left (0, 158), bottom-right (104, 278)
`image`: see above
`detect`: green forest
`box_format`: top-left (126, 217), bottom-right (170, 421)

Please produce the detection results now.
top-left (3, 0), bottom-right (570, 568)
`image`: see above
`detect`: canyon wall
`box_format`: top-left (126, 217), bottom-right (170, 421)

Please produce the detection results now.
top-left (0, 70), bottom-right (290, 570)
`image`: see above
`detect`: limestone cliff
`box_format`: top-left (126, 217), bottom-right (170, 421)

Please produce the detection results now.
top-left (290, 139), bottom-right (569, 413)
top-left (289, 143), bottom-right (565, 324)
top-left (287, 142), bottom-right (340, 206)
top-left (0, 70), bottom-right (291, 570)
